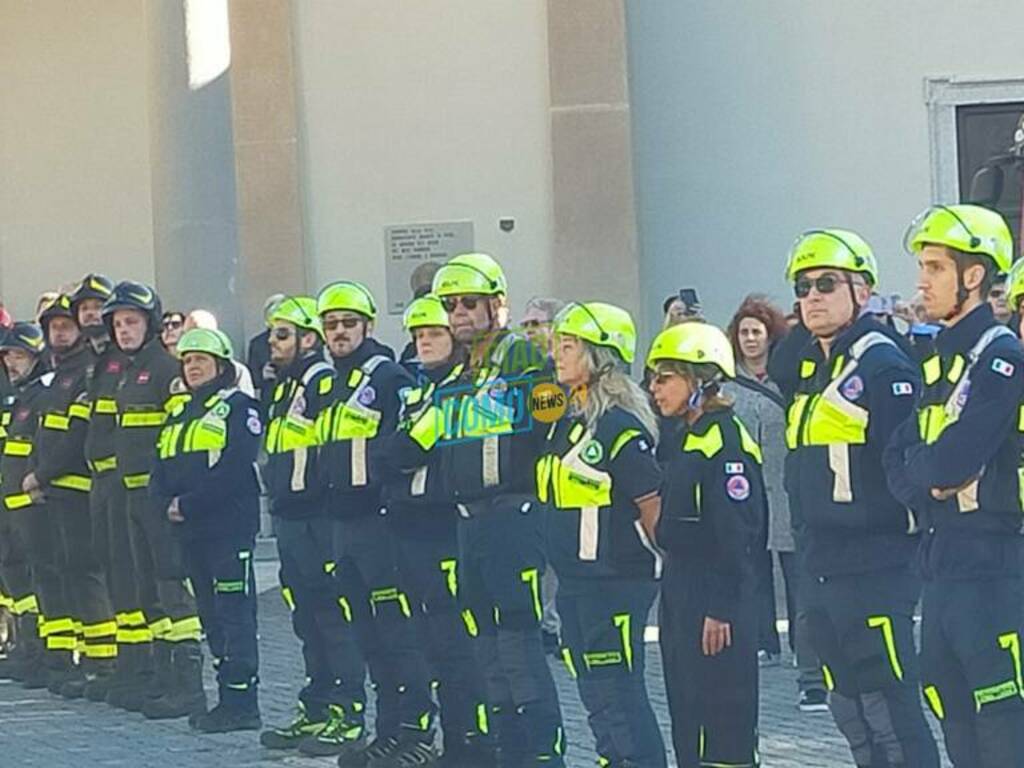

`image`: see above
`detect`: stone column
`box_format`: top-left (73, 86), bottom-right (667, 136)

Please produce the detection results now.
top-left (546, 0), bottom-right (643, 334)
top-left (227, 0), bottom-right (308, 341)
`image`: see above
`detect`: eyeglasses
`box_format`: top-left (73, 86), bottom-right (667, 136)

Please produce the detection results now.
top-left (162, 319), bottom-right (183, 330)
top-left (323, 317), bottom-right (362, 331)
top-left (442, 296), bottom-right (483, 312)
top-left (271, 327), bottom-right (295, 341)
top-left (794, 274), bottom-right (841, 299)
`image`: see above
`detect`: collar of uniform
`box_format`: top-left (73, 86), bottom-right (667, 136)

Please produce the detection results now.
top-left (53, 339), bottom-right (93, 371)
top-left (935, 302), bottom-right (996, 356)
top-left (130, 337), bottom-right (172, 366)
top-left (283, 349), bottom-right (328, 381)
top-left (188, 368), bottom-right (235, 403)
top-left (681, 406), bottom-right (731, 439)
top-left (331, 337), bottom-right (377, 376)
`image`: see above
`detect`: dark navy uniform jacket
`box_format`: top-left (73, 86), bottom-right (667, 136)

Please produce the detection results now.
top-left (885, 303), bottom-right (1024, 581)
top-left (659, 407), bottom-right (765, 624)
top-left (150, 370), bottom-right (262, 542)
top-left (785, 315), bottom-right (921, 578)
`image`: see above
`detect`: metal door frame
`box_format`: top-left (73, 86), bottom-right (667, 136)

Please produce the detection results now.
top-left (925, 75), bottom-right (1024, 202)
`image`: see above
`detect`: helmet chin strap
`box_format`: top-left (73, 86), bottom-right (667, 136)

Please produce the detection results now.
top-left (942, 266), bottom-right (972, 323)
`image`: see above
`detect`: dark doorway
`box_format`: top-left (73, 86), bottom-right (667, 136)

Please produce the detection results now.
top-left (956, 101), bottom-right (1024, 251)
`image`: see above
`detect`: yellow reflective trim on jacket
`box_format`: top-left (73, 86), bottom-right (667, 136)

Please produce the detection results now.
top-left (3, 439), bottom-right (32, 457)
top-left (122, 472), bottom-right (151, 489)
top-left (922, 355), bottom-right (941, 385)
top-left (918, 403), bottom-right (949, 445)
top-left (923, 685), bottom-right (944, 719)
top-left (733, 417), bottom-right (763, 464)
top-left (800, 360), bottom-right (816, 379)
top-left (157, 399), bottom-right (228, 460)
top-left (89, 455), bottom-right (117, 474)
top-left (93, 398), bottom-right (118, 415)
top-left (683, 423), bottom-right (723, 459)
top-left (947, 355), bottom-right (965, 383)
top-left (120, 411), bottom-right (167, 428)
top-left (318, 400), bottom-right (382, 443)
top-left (409, 404), bottom-right (447, 450)
top-left (68, 403), bottom-right (91, 421)
top-left (4, 493), bottom-right (33, 509)
top-left (786, 389), bottom-right (868, 448)
top-left (52, 474), bottom-right (92, 493)
top-left (609, 429), bottom-right (641, 461)
top-left (42, 413), bottom-right (70, 431)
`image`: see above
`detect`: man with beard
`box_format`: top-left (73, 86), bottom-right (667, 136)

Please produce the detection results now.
top-left (32, 295), bottom-right (115, 697)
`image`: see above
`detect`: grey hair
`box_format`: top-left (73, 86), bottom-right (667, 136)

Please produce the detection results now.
top-left (579, 345), bottom-right (659, 445)
top-left (523, 296), bottom-right (566, 323)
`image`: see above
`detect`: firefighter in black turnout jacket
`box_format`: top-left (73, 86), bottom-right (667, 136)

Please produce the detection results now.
top-left (538, 302), bottom-right (667, 768)
top-left (0, 324), bottom-right (53, 689)
top-left (886, 204), bottom-right (1024, 767)
top-left (647, 322), bottom-right (763, 768)
top-left (150, 328), bottom-right (262, 733)
top-left (36, 294), bottom-right (116, 697)
top-left (315, 281), bottom-right (437, 767)
top-left (378, 294), bottom-right (492, 765)
top-left (785, 230), bottom-right (938, 768)
top-left (104, 281), bottom-right (205, 720)
top-left (431, 253), bottom-right (564, 768)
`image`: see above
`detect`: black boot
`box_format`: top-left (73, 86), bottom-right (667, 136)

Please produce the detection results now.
top-left (46, 653), bottom-right (77, 696)
top-left (64, 658), bottom-right (116, 700)
top-left (191, 684), bottom-right (261, 733)
top-left (107, 644), bottom-right (155, 711)
top-left (143, 641), bottom-right (206, 720)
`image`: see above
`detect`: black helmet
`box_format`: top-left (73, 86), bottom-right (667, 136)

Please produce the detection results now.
top-left (0, 323), bottom-right (46, 357)
top-left (39, 294), bottom-right (77, 334)
top-left (102, 281), bottom-right (162, 341)
top-left (71, 274), bottom-right (115, 309)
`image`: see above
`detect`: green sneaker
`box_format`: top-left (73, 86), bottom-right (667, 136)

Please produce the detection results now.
top-left (299, 704), bottom-right (365, 757)
top-left (259, 704), bottom-right (328, 750)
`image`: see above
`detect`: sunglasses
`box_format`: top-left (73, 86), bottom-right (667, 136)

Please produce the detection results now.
top-left (323, 317), bottom-right (363, 331)
top-left (794, 274), bottom-right (842, 299)
top-left (442, 296), bottom-right (484, 312)
top-left (162, 319), bottom-right (183, 330)
top-left (651, 370), bottom-right (682, 386)
top-left (271, 327), bottom-right (295, 341)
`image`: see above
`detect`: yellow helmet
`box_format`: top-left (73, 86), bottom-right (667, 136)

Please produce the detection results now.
top-left (904, 204), bottom-right (1014, 275)
top-left (403, 294), bottom-right (450, 331)
top-left (177, 328), bottom-right (234, 361)
top-left (269, 296), bottom-right (323, 339)
top-left (1006, 258), bottom-right (1024, 313)
top-left (553, 302), bottom-right (637, 364)
top-left (432, 253), bottom-right (508, 297)
top-left (317, 281), bottom-right (377, 320)
top-left (646, 322), bottom-right (736, 379)
top-left (785, 229), bottom-right (879, 286)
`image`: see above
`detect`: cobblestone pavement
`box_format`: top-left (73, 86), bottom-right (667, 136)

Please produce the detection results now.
top-left (0, 569), bottom-right (950, 767)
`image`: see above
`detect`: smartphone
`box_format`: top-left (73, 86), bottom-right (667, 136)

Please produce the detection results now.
top-left (679, 288), bottom-right (701, 315)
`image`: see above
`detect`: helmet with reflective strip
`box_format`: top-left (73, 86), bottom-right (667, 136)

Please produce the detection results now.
top-left (1006, 257), bottom-right (1024, 313)
top-left (432, 253), bottom-right (508, 297)
top-left (785, 229), bottom-right (879, 286)
top-left (904, 204), bottom-right (1014, 275)
top-left (269, 296), bottom-right (324, 339)
top-left (38, 294), bottom-right (76, 333)
top-left (0, 322), bottom-right (46, 357)
top-left (101, 281), bottom-right (162, 338)
top-left (553, 302), bottom-right (637, 364)
top-left (316, 281), bottom-right (377, 320)
top-left (646, 322), bottom-right (736, 379)
top-left (176, 328), bottom-right (234, 361)
top-left (71, 274), bottom-right (115, 307)
top-left (403, 294), bottom-right (450, 331)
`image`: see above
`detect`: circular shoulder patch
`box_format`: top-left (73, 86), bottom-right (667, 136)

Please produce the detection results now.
top-left (358, 385), bottom-right (377, 406)
top-left (581, 439), bottom-right (604, 465)
top-left (840, 375), bottom-right (864, 400)
top-left (725, 475), bottom-right (751, 502)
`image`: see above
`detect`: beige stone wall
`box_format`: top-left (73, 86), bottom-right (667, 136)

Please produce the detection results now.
top-left (291, 0), bottom-right (556, 343)
top-left (0, 0), bottom-right (155, 319)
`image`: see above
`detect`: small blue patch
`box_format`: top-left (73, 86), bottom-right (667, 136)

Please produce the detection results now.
top-left (840, 375), bottom-right (864, 400)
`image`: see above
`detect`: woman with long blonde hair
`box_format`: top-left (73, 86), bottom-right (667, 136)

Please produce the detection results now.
top-left (536, 302), bottom-right (666, 768)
